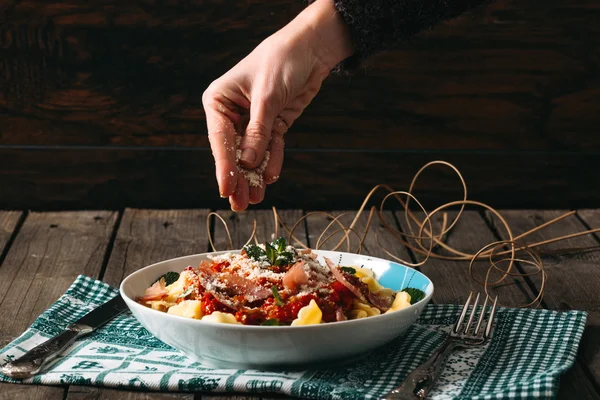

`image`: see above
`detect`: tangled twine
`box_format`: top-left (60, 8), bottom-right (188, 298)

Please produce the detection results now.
top-left (207, 161), bottom-right (600, 308)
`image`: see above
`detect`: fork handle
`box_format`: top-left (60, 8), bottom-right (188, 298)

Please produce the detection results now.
top-left (382, 338), bottom-right (460, 399)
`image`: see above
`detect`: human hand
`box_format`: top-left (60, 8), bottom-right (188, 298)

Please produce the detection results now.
top-left (202, 0), bottom-right (354, 211)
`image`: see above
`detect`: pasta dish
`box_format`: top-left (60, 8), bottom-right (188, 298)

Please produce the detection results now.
top-left (136, 238), bottom-right (424, 326)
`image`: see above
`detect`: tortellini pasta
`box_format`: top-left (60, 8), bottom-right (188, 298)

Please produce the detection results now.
top-left (352, 266), bottom-right (395, 297)
top-left (291, 299), bottom-right (323, 326)
top-left (349, 299), bottom-right (380, 319)
top-left (167, 300), bottom-right (203, 319)
top-left (385, 292), bottom-right (412, 313)
top-left (201, 311), bottom-right (241, 324)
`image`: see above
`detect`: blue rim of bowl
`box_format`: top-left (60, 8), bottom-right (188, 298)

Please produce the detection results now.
top-left (120, 250), bottom-right (435, 331)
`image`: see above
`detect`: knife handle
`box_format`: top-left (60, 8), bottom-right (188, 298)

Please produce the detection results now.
top-left (0, 323), bottom-right (93, 379)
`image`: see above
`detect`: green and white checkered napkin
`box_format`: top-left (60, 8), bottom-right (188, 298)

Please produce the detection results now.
top-left (0, 276), bottom-right (587, 399)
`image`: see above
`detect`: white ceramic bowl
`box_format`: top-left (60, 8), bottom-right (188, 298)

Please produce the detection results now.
top-left (120, 250), bottom-right (434, 370)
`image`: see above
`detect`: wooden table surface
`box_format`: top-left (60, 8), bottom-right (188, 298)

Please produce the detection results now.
top-left (0, 208), bottom-right (599, 400)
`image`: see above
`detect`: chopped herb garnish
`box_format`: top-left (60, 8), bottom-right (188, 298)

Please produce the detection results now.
top-left (274, 251), bottom-right (294, 266)
top-left (155, 272), bottom-right (180, 286)
top-left (340, 266), bottom-right (356, 274)
top-left (244, 237), bottom-right (294, 267)
top-left (243, 244), bottom-right (266, 261)
top-left (177, 286), bottom-right (194, 299)
top-left (272, 237), bottom-right (287, 252)
top-left (265, 242), bottom-right (277, 264)
top-left (261, 318), bottom-right (280, 326)
top-left (271, 286), bottom-right (284, 306)
top-left (401, 288), bottom-right (426, 304)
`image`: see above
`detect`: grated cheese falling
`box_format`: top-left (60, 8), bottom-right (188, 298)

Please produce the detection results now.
top-left (235, 136), bottom-right (270, 187)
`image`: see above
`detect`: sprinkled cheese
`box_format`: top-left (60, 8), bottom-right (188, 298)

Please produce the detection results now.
top-left (207, 252), bottom-right (284, 281)
top-left (235, 136), bottom-right (270, 187)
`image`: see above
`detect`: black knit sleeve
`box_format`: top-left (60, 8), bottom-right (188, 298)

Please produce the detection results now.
top-left (314, 0), bottom-right (490, 72)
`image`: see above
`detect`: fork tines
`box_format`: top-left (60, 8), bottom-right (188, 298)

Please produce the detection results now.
top-left (452, 292), bottom-right (498, 339)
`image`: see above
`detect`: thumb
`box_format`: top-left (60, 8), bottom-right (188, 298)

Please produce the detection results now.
top-left (239, 99), bottom-right (278, 169)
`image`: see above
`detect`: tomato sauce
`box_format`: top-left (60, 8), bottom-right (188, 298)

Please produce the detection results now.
top-left (232, 281), bottom-right (356, 325)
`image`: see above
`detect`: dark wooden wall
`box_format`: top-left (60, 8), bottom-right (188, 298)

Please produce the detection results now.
top-left (1, 0), bottom-right (599, 210)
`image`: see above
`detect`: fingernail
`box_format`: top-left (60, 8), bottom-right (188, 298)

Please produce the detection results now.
top-left (241, 148), bottom-right (256, 165)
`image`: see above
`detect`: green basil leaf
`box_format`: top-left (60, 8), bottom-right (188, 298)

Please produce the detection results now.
top-left (261, 318), bottom-right (280, 326)
top-left (243, 244), bottom-right (265, 261)
top-left (271, 237), bottom-right (287, 252)
top-left (265, 243), bottom-right (277, 265)
top-left (340, 267), bottom-right (356, 274)
top-left (401, 288), bottom-right (426, 304)
top-left (271, 286), bottom-right (284, 306)
top-left (156, 272), bottom-right (180, 286)
top-left (274, 251), bottom-right (294, 266)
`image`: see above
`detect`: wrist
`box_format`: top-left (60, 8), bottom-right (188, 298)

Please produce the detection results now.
top-left (292, 0), bottom-right (355, 73)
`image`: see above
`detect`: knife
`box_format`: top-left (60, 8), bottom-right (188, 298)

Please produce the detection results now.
top-left (0, 294), bottom-right (128, 379)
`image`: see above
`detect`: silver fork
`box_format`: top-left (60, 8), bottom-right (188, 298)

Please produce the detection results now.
top-left (382, 292), bottom-right (498, 400)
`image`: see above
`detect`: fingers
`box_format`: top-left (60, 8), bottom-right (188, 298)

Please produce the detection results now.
top-left (239, 97), bottom-right (279, 169)
top-left (203, 95), bottom-right (239, 198)
top-left (248, 184), bottom-right (266, 205)
top-left (264, 117), bottom-right (288, 184)
top-left (230, 174), bottom-right (249, 212)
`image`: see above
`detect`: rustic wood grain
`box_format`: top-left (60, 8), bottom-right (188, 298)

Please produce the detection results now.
top-left (0, 211), bottom-right (22, 255)
top-left (0, 209), bottom-right (599, 398)
top-left (557, 362), bottom-right (600, 400)
top-left (1, 0), bottom-right (599, 214)
top-left (574, 209), bottom-right (600, 393)
top-left (395, 210), bottom-right (537, 305)
top-left (100, 209), bottom-right (211, 288)
top-left (0, 211), bottom-right (118, 400)
top-left (202, 397), bottom-right (264, 400)
top-left (302, 210), bottom-right (412, 262)
top-left (0, 384), bottom-right (66, 400)
top-left (68, 386), bottom-right (195, 400)
top-left (67, 209), bottom-right (211, 400)
top-left (484, 210), bottom-right (600, 394)
top-left (1, 0), bottom-right (599, 151)
top-left (1, 148), bottom-right (599, 211)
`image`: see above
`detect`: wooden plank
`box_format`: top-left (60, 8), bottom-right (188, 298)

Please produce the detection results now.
top-left (1, 148), bottom-right (600, 211)
top-left (68, 386), bottom-right (194, 399)
top-left (395, 210), bottom-right (536, 305)
top-left (100, 209), bottom-right (211, 288)
top-left (68, 209), bottom-right (210, 400)
top-left (202, 397), bottom-right (262, 400)
top-left (0, 211), bottom-right (118, 400)
top-left (303, 210), bottom-right (412, 262)
top-left (0, 211), bottom-right (22, 256)
top-left (484, 209), bottom-right (600, 396)
top-left (2, 0), bottom-right (600, 152)
top-left (557, 362), bottom-right (600, 400)
top-left (573, 209), bottom-right (600, 393)
top-left (0, 385), bottom-right (67, 400)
